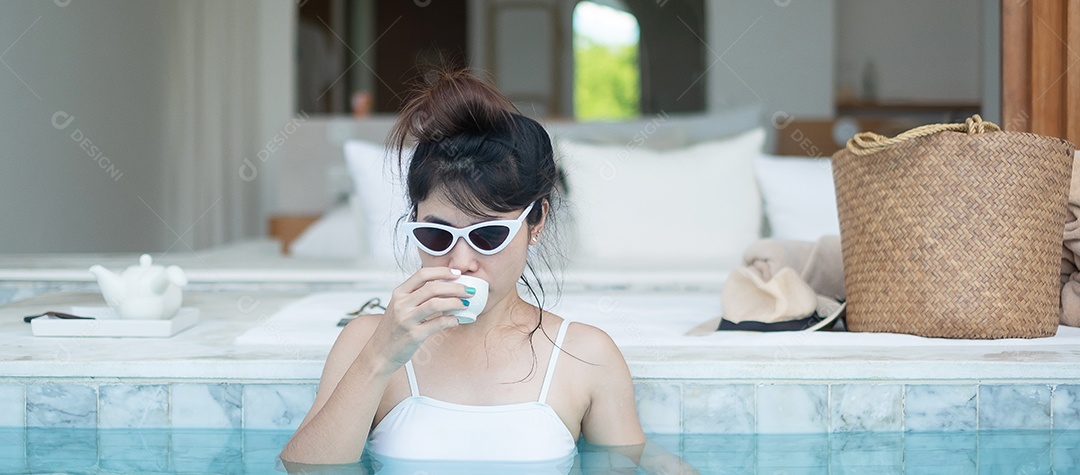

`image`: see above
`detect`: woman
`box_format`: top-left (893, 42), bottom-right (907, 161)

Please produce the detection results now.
top-left (280, 70), bottom-right (646, 465)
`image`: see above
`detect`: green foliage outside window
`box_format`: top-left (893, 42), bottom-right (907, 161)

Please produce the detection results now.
top-left (574, 35), bottom-right (640, 121)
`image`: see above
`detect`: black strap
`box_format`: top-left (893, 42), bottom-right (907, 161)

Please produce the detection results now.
top-left (718, 314), bottom-right (828, 332)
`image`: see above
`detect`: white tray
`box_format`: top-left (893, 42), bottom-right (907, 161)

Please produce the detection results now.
top-left (30, 307), bottom-right (199, 338)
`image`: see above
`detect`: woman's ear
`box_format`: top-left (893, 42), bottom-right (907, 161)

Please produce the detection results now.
top-left (530, 199), bottom-right (549, 243)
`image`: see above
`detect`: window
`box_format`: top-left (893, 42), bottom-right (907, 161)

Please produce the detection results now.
top-left (573, 1), bottom-right (641, 121)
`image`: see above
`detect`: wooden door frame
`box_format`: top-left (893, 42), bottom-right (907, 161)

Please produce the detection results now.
top-left (485, 1), bottom-right (562, 116)
top-left (1001, 0), bottom-right (1079, 144)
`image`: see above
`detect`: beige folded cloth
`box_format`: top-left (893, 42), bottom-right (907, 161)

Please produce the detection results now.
top-left (1060, 153), bottom-right (1080, 327)
top-left (739, 235), bottom-right (846, 302)
top-left (686, 236), bottom-right (845, 335)
top-left (722, 267), bottom-right (819, 324)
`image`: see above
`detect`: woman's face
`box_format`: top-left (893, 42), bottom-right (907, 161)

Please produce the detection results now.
top-left (412, 189), bottom-right (543, 308)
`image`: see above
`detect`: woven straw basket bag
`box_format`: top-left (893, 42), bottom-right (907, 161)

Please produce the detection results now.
top-left (833, 115), bottom-right (1075, 339)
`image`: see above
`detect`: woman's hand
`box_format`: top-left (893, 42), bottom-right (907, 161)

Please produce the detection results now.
top-left (364, 267), bottom-right (471, 371)
top-left (280, 268), bottom-right (467, 465)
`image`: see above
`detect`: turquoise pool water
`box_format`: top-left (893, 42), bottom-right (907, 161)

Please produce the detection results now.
top-left (0, 427), bottom-right (1076, 474)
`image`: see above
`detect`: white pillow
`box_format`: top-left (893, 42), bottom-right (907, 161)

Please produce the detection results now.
top-left (559, 128), bottom-right (764, 270)
top-left (289, 204), bottom-right (361, 259)
top-left (343, 140), bottom-right (410, 265)
top-left (754, 154), bottom-right (840, 241)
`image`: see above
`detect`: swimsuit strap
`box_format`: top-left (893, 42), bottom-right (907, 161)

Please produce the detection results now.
top-left (404, 360), bottom-right (420, 397)
top-left (538, 320), bottom-right (572, 404)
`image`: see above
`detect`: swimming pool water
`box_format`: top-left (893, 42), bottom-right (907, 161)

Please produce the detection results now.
top-left (0, 427), bottom-right (1076, 474)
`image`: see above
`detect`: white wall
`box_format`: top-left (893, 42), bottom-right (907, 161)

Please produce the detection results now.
top-left (0, 0), bottom-right (295, 253)
top-left (0, 0), bottom-right (172, 253)
top-left (275, 116), bottom-right (399, 214)
top-left (160, 0), bottom-right (296, 250)
top-left (835, 0), bottom-right (983, 104)
top-left (705, 0), bottom-right (835, 118)
top-left (468, 0), bottom-right (571, 117)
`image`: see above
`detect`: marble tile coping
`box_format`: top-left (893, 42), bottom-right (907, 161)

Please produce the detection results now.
top-left (1, 291), bottom-right (1079, 383)
top-left (4, 381), bottom-right (1075, 433)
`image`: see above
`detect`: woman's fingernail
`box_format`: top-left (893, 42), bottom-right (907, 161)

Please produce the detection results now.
top-left (465, 286), bottom-right (476, 295)
top-left (450, 268), bottom-right (462, 276)
top-left (462, 299), bottom-right (470, 307)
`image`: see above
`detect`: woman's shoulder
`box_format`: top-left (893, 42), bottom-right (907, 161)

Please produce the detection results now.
top-left (554, 318), bottom-right (623, 365)
top-left (330, 314), bottom-right (382, 356)
top-left (343, 312), bottom-right (382, 334)
top-left (550, 318), bottom-right (632, 401)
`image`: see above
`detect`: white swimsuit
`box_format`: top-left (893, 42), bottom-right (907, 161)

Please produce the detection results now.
top-left (367, 320), bottom-right (578, 462)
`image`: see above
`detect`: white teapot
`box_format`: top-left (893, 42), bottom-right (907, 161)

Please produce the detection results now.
top-left (89, 254), bottom-right (188, 320)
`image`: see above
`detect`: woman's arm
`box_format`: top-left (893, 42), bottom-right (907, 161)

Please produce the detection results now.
top-left (280, 267), bottom-right (470, 465)
top-left (576, 325), bottom-right (645, 446)
top-left (279, 317), bottom-right (392, 465)
top-left (575, 325), bottom-right (699, 474)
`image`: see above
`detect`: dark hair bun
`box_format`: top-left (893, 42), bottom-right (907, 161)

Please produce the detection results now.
top-left (389, 68), bottom-right (558, 228)
top-left (390, 69), bottom-right (519, 154)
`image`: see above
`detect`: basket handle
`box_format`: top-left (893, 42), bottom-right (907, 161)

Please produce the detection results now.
top-left (845, 114), bottom-right (1001, 156)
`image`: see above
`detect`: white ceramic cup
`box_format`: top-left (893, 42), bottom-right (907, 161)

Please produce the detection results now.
top-left (442, 275), bottom-right (488, 324)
